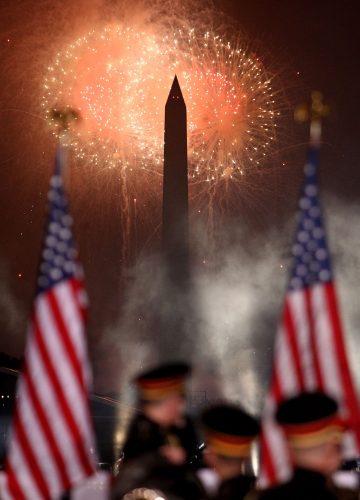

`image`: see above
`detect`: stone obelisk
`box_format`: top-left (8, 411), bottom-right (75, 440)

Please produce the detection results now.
top-left (162, 75), bottom-right (189, 283)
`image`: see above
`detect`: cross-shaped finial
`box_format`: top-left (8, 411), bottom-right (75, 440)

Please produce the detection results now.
top-left (294, 91), bottom-right (330, 146)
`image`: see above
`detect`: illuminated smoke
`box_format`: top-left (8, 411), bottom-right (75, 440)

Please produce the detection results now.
top-left (95, 226), bottom-right (288, 415)
top-left (96, 195), bottom-right (360, 415)
top-left (325, 195), bottom-right (360, 391)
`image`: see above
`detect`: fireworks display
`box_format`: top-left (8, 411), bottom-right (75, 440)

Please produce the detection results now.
top-left (0, 0), bottom-right (287, 267)
top-left (1, 0), bottom-right (359, 423)
top-left (42, 20), bottom-right (279, 190)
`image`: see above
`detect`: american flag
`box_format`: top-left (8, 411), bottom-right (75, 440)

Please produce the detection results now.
top-left (259, 144), bottom-right (360, 487)
top-left (2, 146), bottom-right (98, 499)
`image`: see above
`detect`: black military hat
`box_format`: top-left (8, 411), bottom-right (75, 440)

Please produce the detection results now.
top-left (134, 361), bottom-right (191, 401)
top-left (201, 404), bottom-right (260, 458)
top-left (275, 391), bottom-right (345, 449)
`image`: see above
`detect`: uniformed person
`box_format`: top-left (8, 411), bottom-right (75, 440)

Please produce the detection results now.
top-left (112, 361), bottom-right (205, 499)
top-left (254, 391), bottom-right (358, 500)
top-left (200, 403), bottom-right (260, 500)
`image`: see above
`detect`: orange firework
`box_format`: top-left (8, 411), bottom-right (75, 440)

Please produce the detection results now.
top-left (38, 1), bottom-right (285, 261)
top-left (42, 24), bottom-right (279, 186)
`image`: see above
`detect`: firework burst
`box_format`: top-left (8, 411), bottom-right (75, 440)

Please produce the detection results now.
top-left (42, 22), bottom-right (279, 186)
top-left (36, 0), bottom-right (286, 261)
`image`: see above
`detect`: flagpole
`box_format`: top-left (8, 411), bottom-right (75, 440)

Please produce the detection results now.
top-left (259, 90), bottom-right (360, 488)
top-left (1, 105), bottom-right (99, 500)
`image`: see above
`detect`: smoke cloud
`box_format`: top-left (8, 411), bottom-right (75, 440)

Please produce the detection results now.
top-left (95, 193), bottom-right (360, 421)
top-left (324, 194), bottom-right (360, 390)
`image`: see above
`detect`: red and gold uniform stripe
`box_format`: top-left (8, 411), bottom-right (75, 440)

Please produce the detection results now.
top-left (206, 430), bottom-right (255, 458)
top-left (282, 415), bottom-right (346, 449)
top-left (136, 376), bottom-right (185, 400)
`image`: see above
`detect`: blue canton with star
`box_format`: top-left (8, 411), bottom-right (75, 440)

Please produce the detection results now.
top-left (289, 147), bottom-right (332, 291)
top-left (37, 148), bottom-right (80, 295)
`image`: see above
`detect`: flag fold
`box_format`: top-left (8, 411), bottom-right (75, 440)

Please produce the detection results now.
top-left (259, 145), bottom-right (360, 487)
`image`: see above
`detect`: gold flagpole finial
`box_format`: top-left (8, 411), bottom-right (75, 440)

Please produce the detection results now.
top-left (294, 91), bottom-right (330, 146)
top-left (49, 108), bottom-right (80, 175)
top-left (50, 108), bottom-right (80, 144)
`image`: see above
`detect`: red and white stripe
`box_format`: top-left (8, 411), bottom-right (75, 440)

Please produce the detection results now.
top-left (2, 279), bottom-right (97, 500)
top-left (259, 282), bottom-right (360, 487)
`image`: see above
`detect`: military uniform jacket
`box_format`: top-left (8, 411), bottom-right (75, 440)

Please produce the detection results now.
top-left (122, 413), bottom-right (200, 463)
top-left (113, 413), bottom-right (205, 499)
top-left (215, 474), bottom-right (255, 500)
top-left (253, 468), bottom-right (358, 500)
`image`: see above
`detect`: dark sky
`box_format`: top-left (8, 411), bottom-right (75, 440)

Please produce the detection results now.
top-left (226, 0), bottom-right (360, 197)
top-left (0, 0), bottom-right (359, 396)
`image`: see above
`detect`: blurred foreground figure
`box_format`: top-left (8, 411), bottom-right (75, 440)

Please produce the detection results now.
top-left (200, 404), bottom-right (260, 499)
top-left (112, 362), bottom-right (205, 499)
top-left (253, 392), bottom-right (358, 500)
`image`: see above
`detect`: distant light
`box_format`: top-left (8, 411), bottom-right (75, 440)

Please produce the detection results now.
top-left (17, 273), bottom-right (23, 278)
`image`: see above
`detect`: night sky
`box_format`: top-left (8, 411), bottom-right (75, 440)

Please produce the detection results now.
top-left (226, 0), bottom-right (360, 197)
top-left (0, 0), bottom-right (359, 404)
